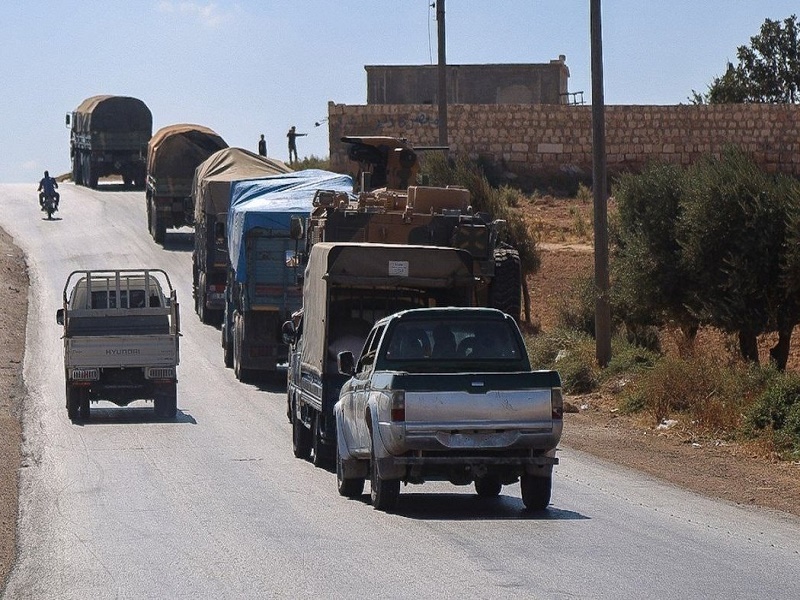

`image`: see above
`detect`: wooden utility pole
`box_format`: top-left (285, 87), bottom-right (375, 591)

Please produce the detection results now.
top-left (591, 0), bottom-right (612, 366)
top-left (436, 0), bottom-right (448, 147)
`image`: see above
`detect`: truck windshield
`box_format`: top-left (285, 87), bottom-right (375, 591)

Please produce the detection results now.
top-left (382, 318), bottom-right (524, 363)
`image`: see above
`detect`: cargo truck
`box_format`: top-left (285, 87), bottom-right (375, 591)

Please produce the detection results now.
top-left (192, 147), bottom-right (292, 325)
top-left (146, 124), bottom-right (228, 243)
top-left (221, 170), bottom-right (353, 381)
top-left (66, 95), bottom-right (152, 189)
top-left (282, 242), bottom-right (477, 468)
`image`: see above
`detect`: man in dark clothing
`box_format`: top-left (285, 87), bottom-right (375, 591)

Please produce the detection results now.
top-left (287, 126), bottom-right (307, 164)
top-left (258, 134), bottom-right (267, 157)
top-left (38, 170), bottom-right (59, 209)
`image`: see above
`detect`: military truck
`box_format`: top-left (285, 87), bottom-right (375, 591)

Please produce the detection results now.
top-left (56, 269), bottom-right (180, 421)
top-left (222, 170), bottom-right (353, 381)
top-left (305, 135), bottom-right (522, 321)
top-left (282, 242), bottom-right (477, 468)
top-left (66, 95), bottom-right (152, 189)
top-left (146, 124), bottom-right (228, 244)
top-left (192, 147), bottom-right (292, 325)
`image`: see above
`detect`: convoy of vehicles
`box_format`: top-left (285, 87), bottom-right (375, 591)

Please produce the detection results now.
top-left (192, 147), bottom-right (293, 325)
top-left (282, 242), bottom-right (477, 468)
top-left (334, 307), bottom-right (562, 511)
top-left (56, 269), bottom-right (180, 421)
top-left (67, 95), bottom-right (152, 189)
top-left (53, 107), bottom-right (557, 510)
top-left (221, 170), bottom-right (353, 381)
top-left (146, 124), bottom-right (228, 243)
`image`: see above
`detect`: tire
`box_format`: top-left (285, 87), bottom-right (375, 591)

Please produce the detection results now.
top-left (370, 441), bottom-right (400, 511)
top-left (489, 246), bottom-right (521, 322)
top-left (520, 475), bottom-right (552, 511)
top-left (474, 476), bottom-right (502, 497)
top-left (311, 412), bottom-right (333, 469)
top-left (149, 198), bottom-right (165, 244)
top-left (66, 384), bottom-right (80, 421)
top-left (79, 390), bottom-right (91, 421)
top-left (233, 313), bottom-right (252, 382)
top-left (87, 160), bottom-right (98, 189)
top-left (222, 322), bottom-right (233, 368)
top-left (292, 404), bottom-right (312, 460)
top-left (154, 382), bottom-right (178, 419)
top-left (336, 443), bottom-right (365, 498)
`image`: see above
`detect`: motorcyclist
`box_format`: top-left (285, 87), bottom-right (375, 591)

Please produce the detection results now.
top-left (38, 170), bottom-right (60, 210)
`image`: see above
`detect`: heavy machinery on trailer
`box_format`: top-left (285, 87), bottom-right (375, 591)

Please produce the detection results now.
top-left (66, 95), bottom-right (152, 189)
top-left (305, 135), bottom-right (522, 320)
top-left (146, 124), bottom-right (228, 243)
top-left (192, 147), bottom-right (292, 325)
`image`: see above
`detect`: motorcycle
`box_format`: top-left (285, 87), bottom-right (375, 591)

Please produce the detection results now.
top-left (41, 193), bottom-right (58, 220)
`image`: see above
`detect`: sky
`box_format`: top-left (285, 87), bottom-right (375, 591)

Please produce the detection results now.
top-left (1, 1), bottom-right (797, 183)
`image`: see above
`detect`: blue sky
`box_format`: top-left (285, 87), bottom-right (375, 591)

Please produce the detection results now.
top-left (1, 1), bottom-right (797, 183)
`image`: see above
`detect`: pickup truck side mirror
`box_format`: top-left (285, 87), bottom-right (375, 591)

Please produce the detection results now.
top-left (56, 308), bottom-right (64, 325)
top-left (338, 351), bottom-right (355, 376)
top-left (282, 320), bottom-right (296, 345)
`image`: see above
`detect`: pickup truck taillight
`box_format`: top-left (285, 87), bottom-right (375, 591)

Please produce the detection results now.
top-left (551, 388), bottom-right (564, 419)
top-left (390, 391), bottom-right (406, 422)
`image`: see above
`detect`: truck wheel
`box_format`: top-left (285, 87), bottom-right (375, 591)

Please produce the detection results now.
top-left (520, 474), bottom-right (552, 511)
top-left (336, 443), bottom-right (365, 498)
top-left (370, 444), bottom-right (400, 511)
top-left (489, 246), bottom-right (522, 322)
top-left (149, 198), bottom-right (165, 244)
top-left (66, 384), bottom-right (80, 421)
top-left (222, 321), bottom-right (233, 368)
top-left (88, 161), bottom-right (98, 189)
top-left (154, 382), bottom-right (178, 419)
top-left (475, 476), bottom-right (502, 497)
top-left (311, 413), bottom-right (333, 469)
top-left (233, 314), bottom-right (252, 382)
top-left (78, 390), bottom-right (91, 421)
top-left (292, 404), bottom-right (312, 460)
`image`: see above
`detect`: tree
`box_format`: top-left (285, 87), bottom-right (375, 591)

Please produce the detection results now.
top-left (692, 14), bottom-right (800, 104)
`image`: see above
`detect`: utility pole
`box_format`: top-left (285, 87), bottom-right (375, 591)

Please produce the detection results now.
top-left (436, 0), bottom-right (448, 147)
top-left (591, 0), bottom-right (612, 367)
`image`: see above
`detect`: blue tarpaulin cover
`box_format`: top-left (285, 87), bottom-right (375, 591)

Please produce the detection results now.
top-left (227, 169), bottom-right (354, 281)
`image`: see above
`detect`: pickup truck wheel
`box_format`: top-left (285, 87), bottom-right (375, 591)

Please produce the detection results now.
top-left (520, 475), bottom-right (552, 511)
top-left (474, 477), bottom-right (502, 497)
top-left (78, 390), bottom-right (91, 421)
top-left (66, 385), bottom-right (80, 421)
top-left (336, 444), bottom-right (365, 498)
top-left (154, 382), bottom-right (178, 419)
top-left (311, 413), bottom-right (333, 469)
top-left (370, 446), bottom-right (400, 511)
top-left (292, 406), bottom-right (312, 460)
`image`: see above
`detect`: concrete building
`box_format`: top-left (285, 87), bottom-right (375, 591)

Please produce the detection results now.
top-left (365, 56), bottom-right (571, 106)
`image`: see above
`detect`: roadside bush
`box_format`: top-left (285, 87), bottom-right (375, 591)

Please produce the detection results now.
top-left (292, 155), bottom-right (330, 170)
top-left (525, 328), bottom-right (598, 394)
top-left (746, 372), bottom-right (800, 457)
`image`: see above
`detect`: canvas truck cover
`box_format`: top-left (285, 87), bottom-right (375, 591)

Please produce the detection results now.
top-left (72, 95), bottom-right (152, 134)
top-left (192, 147), bottom-right (292, 221)
top-left (147, 124), bottom-right (228, 193)
top-left (300, 242), bottom-right (476, 376)
top-left (227, 170), bottom-right (354, 282)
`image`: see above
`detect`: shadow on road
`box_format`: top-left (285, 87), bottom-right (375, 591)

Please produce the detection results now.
top-left (161, 231), bottom-right (194, 252)
top-left (347, 491), bottom-right (588, 521)
top-left (69, 405), bottom-right (198, 425)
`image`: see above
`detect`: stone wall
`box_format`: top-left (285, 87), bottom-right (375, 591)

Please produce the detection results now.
top-left (328, 102), bottom-right (800, 183)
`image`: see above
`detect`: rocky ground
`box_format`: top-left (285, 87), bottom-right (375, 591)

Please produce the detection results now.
top-left (2, 196), bottom-right (800, 587)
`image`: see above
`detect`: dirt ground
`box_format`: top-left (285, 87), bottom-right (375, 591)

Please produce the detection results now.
top-left (2, 196), bottom-right (800, 586)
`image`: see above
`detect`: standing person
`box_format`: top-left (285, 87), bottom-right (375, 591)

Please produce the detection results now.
top-left (37, 170), bottom-right (60, 209)
top-left (258, 134), bottom-right (267, 157)
top-left (286, 126), bottom-right (307, 165)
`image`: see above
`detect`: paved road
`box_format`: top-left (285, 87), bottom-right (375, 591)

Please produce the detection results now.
top-left (1, 183), bottom-right (799, 599)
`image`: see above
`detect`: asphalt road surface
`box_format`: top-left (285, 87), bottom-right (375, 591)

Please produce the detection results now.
top-left (1, 182), bottom-right (799, 600)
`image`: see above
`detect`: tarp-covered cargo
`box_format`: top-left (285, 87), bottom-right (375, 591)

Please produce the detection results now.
top-left (192, 147), bottom-right (292, 221)
top-left (299, 242), bottom-right (476, 377)
top-left (227, 170), bottom-right (353, 282)
top-left (147, 124), bottom-right (228, 196)
top-left (72, 95), bottom-right (152, 136)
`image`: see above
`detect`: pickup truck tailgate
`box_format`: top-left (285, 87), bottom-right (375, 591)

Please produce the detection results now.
top-left (400, 372), bottom-right (559, 428)
top-left (64, 335), bottom-right (178, 368)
